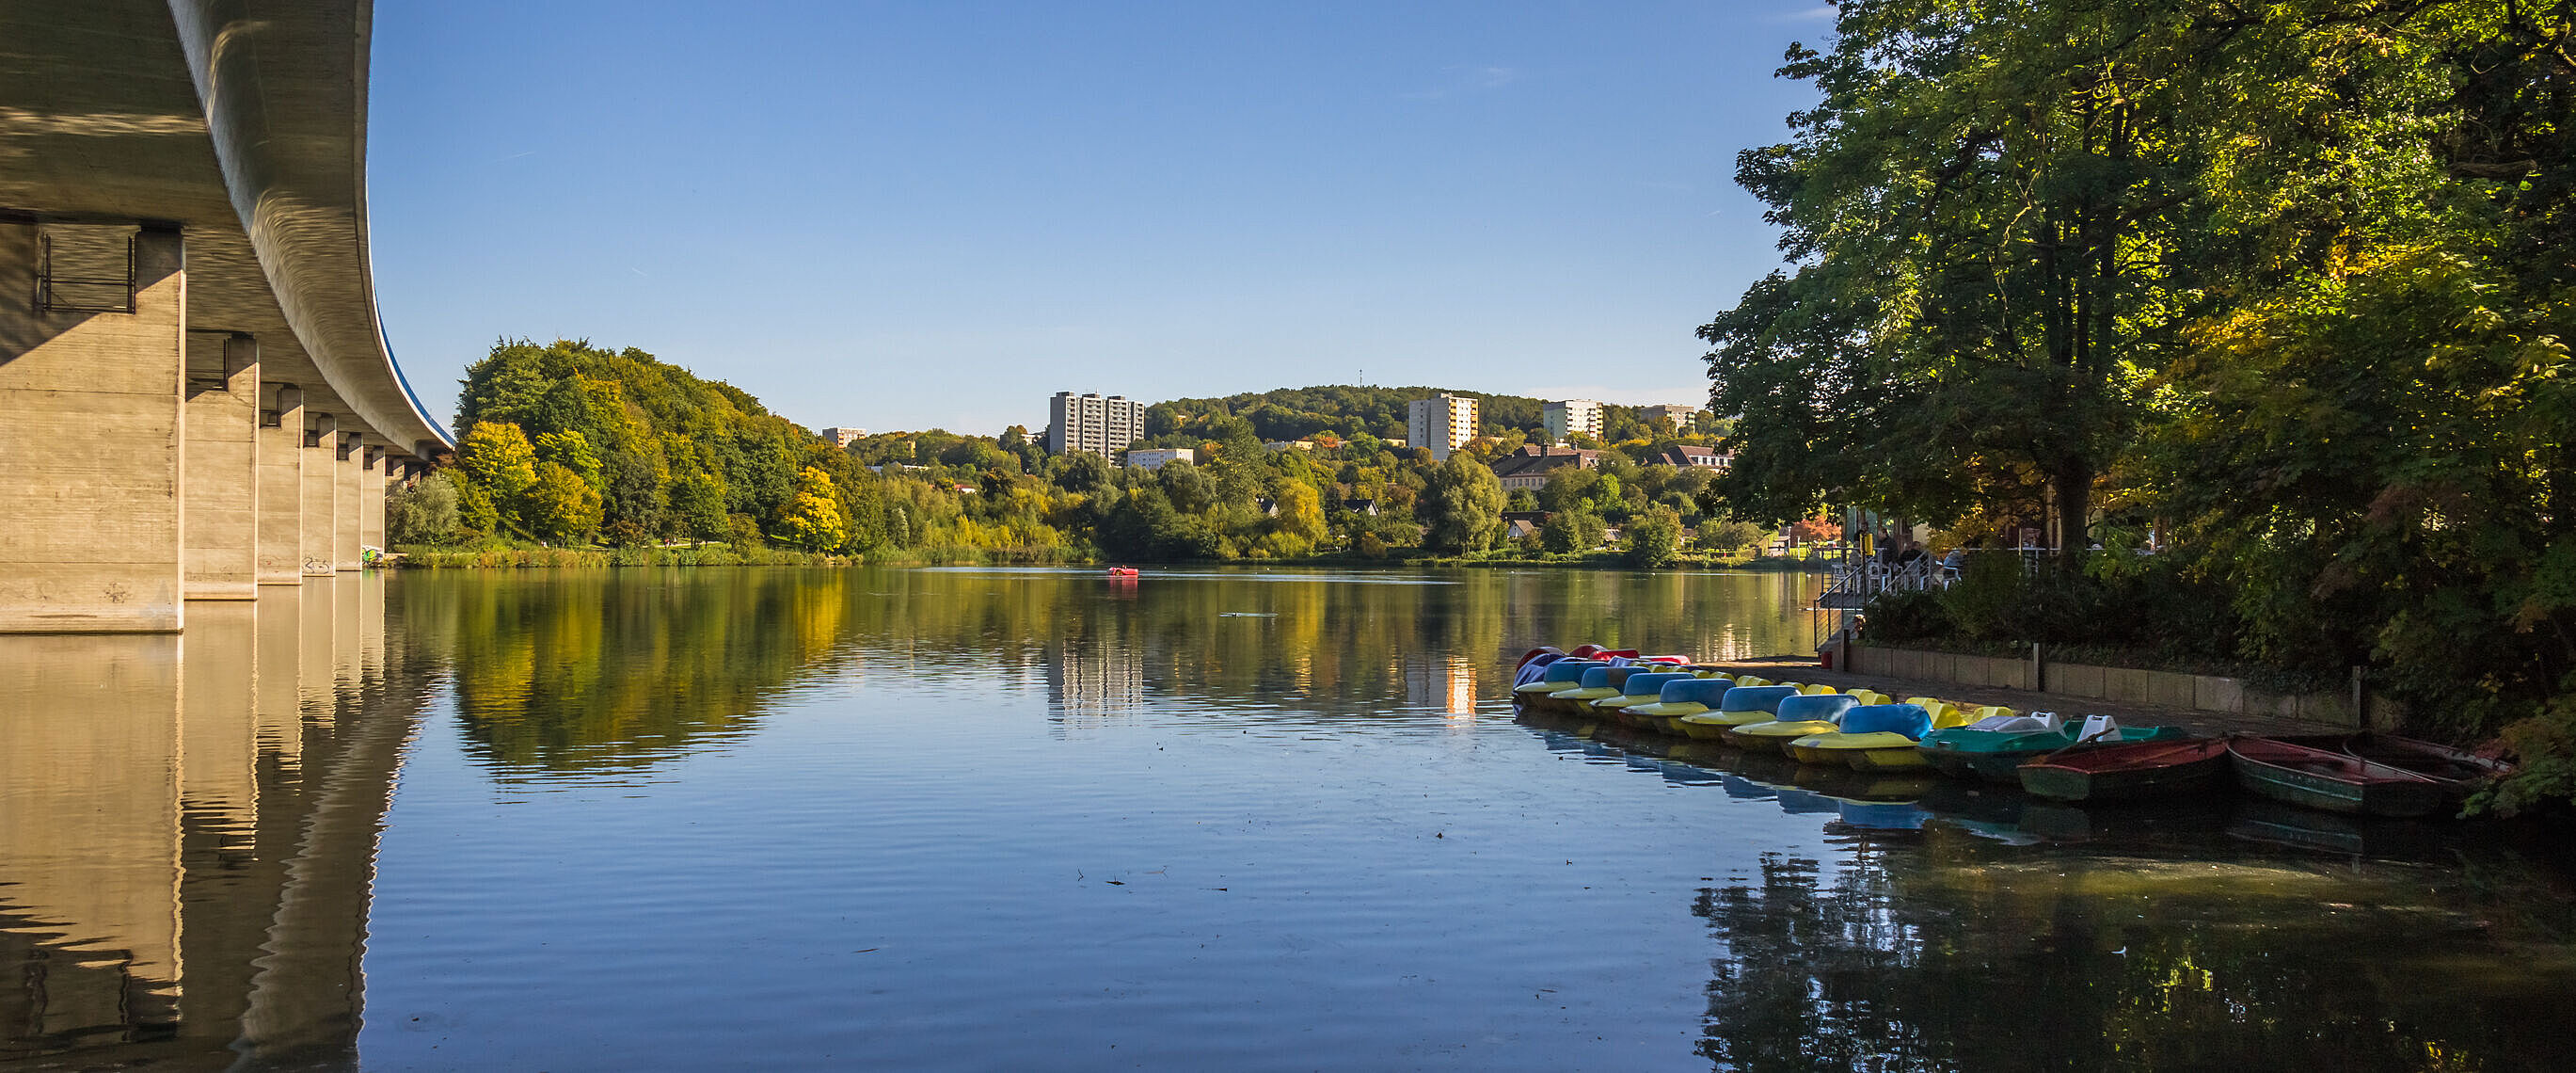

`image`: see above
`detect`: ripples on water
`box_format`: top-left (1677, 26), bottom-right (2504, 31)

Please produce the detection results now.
top-left (3, 567), bottom-right (2572, 1070)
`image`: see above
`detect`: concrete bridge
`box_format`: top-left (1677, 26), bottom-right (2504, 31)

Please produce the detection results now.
top-left (1, 0), bottom-right (453, 633)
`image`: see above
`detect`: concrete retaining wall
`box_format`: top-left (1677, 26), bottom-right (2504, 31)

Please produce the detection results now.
top-left (1844, 644), bottom-right (2401, 729)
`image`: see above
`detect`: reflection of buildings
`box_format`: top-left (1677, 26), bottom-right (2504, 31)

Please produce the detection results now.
top-left (1403, 654), bottom-right (1480, 716)
top-left (0, 575), bottom-right (405, 1066)
top-left (1047, 638), bottom-right (1145, 730)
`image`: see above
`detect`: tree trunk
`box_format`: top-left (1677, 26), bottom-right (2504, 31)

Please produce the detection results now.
top-left (2054, 460), bottom-right (2091, 561)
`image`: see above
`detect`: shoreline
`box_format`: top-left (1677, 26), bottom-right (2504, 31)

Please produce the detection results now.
top-left (390, 546), bottom-right (1837, 572)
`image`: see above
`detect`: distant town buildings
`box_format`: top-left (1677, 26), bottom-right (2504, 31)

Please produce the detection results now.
top-left (1046, 392), bottom-right (1144, 461)
top-left (1406, 393), bottom-right (1478, 461)
top-left (1542, 399), bottom-right (1602, 445)
top-left (819, 426), bottom-right (865, 449)
top-left (1125, 447), bottom-right (1195, 471)
top-left (1488, 443), bottom-right (1601, 491)
top-left (1647, 443), bottom-right (1731, 471)
top-left (1638, 403), bottom-right (1700, 427)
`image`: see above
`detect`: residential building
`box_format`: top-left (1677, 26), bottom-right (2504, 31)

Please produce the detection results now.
top-left (819, 426), bottom-right (865, 449)
top-left (1638, 403), bottom-right (1700, 428)
top-left (1487, 443), bottom-right (1600, 491)
top-left (1646, 444), bottom-right (1731, 472)
top-left (1542, 399), bottom-right (1602, 445)
top-left (1263, 439), bottom-right (1316, 452)
top-left (1406, 393), bottom-right (1478, 460)
top-left (1046, 392), bottom-right (1145, 461)
top-left (1125, 447), bottom-right (1195, 472)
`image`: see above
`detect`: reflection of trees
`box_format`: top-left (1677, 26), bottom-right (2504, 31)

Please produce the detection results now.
top-left (404, 570), bottom-right (847, 774)
top-left (1693, 829), bottom-right (2568, 1071)
top-left (398, 565), bottom-right (1821, 763)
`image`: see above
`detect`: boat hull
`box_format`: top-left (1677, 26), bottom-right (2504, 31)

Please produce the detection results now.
top-left (2018, 740), bottom-right (2231, 803)
top-left (2228, 738), bottom-right (2450, 819)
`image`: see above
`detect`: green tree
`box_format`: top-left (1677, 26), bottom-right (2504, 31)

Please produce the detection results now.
top-left (1695, 519), bottom-right (1771, 557)
top-left (1701, 2), bottom-right (2269, 539)
top-left (1625, 506), bottom-right (1684, 569)
top-left (1541, 508), bottom-right (1608, 554)
top-left (387, 472), bottom-right (462, 546)
top-left (1419, 455), bottom-right (1506, 554)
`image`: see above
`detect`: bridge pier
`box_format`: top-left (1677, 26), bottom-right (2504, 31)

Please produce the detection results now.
top-left (333, 432), bottom-right (361, 571)
top-left (183, 332), bottom-right (260, 600)
top-left (0, 222), bottom-right (189, 633)
top-left (258, 384), bottom-right (307, 585)
top-left (300, 415), bottom-right (339, 577)
top-left (360, 448), bottom-right (387, 557)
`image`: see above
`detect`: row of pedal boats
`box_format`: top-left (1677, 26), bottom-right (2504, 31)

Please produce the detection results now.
top-left (1508, 651), bottom-right (2510, 819)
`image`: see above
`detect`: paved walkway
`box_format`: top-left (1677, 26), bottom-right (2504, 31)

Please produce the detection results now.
top-left (1703, 654), bottom-right (2348, 738)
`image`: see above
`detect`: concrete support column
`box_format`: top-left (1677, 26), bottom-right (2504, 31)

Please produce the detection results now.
top-left (183, 333), bottom-right (259, 600)
top-left (333, 432), bottom-right (361, 571)
top-left (359, 448), bottom-right (387, 557)
top-left (299, 413), bottom-right (338, 577)
top-left (257, 384), bottom-right (306, 585)
top-left (0, 223), bottom-right (187, 633)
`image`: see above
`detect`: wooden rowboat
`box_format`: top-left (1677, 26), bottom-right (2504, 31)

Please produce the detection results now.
top-left (2017, 739), bottom-right (2231, 803)
top-left (2226, 736), bottom-right (2450, 819)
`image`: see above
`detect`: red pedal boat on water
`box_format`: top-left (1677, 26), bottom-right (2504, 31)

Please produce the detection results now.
top-left (2017, 738), bottom-right (2232, 803)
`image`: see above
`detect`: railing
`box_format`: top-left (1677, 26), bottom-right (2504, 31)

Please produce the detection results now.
top-left (1818, 557), bottom-right (1950, 609)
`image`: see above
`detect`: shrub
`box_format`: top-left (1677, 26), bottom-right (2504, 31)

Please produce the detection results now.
top-left (1939, 552), bottom-right (2025, 641)
top-left (1860, 590), bottom-right (1951, 644)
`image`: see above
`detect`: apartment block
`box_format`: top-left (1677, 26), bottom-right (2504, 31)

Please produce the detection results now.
top-left (1046, 392), bottom-right (1145, 460)
top-left (1125, 447), bottom-right (1194, 472)
top-left (819, 426), bottom-right (866, 449)
top-left (1543, 399), bottom-right (1602, 445)
top-left (1406, 392), bottom-right (1478, 461)
top-left (1638, 403), bottom-right (1700, 428)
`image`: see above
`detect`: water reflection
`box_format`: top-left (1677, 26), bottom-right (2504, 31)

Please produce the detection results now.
top-left (0, 575), bottom-right (411, 1069)
top-left (10, 566), bottom-right (2572, 1070)
top-left (1517, 707), bottom-right (2576, 1071)
top-left (398, 569), bottom-right (851, 777)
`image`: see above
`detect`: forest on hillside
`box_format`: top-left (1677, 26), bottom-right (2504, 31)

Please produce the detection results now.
top-left (390, 340), bottom-right (1754, 568)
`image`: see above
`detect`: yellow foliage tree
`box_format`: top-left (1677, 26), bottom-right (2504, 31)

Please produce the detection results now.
top-left (776, 467), bottom-right (848, 552)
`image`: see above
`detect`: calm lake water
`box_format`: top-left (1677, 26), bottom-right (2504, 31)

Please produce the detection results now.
top-left (4, 566), bottom-right (2574, 1071)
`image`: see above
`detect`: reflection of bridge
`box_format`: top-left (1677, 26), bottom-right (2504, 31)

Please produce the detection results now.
top-left (1, 1), bottom-right (451, 632)
top-left (0, 578), bottom-right (411, 1065)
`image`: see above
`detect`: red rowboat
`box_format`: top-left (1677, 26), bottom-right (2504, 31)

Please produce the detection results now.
top-left (2017, 738), bottom-right (2231, 803)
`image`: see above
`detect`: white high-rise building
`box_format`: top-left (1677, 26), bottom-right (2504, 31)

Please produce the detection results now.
top-left (1543, 399), bottom-right (1602, 445)
top-left (819, 426), bottom-right (865, 449)
top-left (1406, 393), bottom-right (1479, 461)
top-left (1046, 392), bottom-right (1144, 461)
top-left (1638, 403), bottom-right (1700, 428)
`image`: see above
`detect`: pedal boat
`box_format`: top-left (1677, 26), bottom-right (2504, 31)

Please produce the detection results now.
top-left (1788, 703), bottom-right (1968, 771)
top-left (1589, 672), bottom-right (1699, 729)
top-left (1678, 684), bottom-right (1800, 741)
top-left (1625, 678), bottom-right (1737, 738)
top-left (1724, 693), bottom-right (1859, 755)
top-left (1512, 660), bottom-right (1606, 713)
top-left (1920, 715), bottom-right (2188, 782)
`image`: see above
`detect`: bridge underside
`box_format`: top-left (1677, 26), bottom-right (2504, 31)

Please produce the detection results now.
top-left (0, 0), bottom-right (451, 632)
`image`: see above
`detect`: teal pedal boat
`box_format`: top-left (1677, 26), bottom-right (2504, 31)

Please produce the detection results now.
top-left (1918, 717), bottom-right (2190, 782)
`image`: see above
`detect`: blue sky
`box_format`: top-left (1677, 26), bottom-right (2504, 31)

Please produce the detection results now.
top-left (369, 1), bottom-right (1836, 437)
